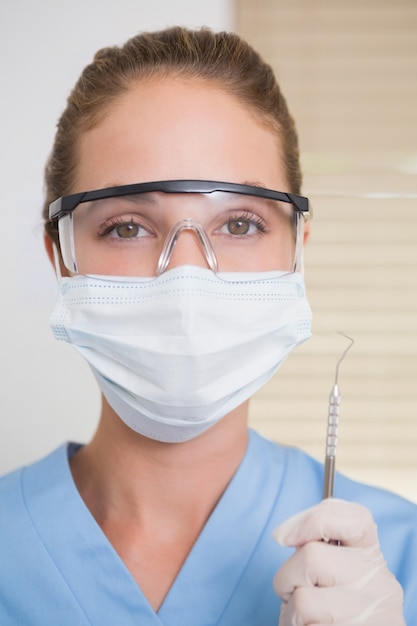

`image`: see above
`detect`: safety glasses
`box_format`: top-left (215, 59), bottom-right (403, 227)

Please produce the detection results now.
top-left (49, 179), bottom-right (311, 278)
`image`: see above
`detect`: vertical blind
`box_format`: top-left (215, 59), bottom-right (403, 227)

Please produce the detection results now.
top-left (235, 0), bottom-right (417, 502)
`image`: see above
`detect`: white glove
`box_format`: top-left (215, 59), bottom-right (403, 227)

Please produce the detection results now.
top-left (273, 499), bottom-right (405, 625)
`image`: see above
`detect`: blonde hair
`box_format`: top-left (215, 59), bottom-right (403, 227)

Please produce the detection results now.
top-left (43, 26), bottom-right (301, 243)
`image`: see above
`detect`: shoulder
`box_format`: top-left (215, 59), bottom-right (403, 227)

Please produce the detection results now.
top-left (250, 430), bottom-right (417, 592)
top-left (248, 428), bottom-right (328, 490)
top-left (250, 428), bottom-right (417, 508)
top-left (0, 444), bottom-right (74, 541)
top-left (249, 428), bottom-right (417, 538)
top-left (0, 445), bottom-right (89, 623)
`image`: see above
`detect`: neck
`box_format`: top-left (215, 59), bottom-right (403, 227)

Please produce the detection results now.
top-left (70, 398), bottom-right (249, 530)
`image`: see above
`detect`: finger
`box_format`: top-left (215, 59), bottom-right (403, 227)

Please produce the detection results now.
top-left (274, 499), bottom-right (378, 548)
top-left (279, 587), bottom-right (334, 626)
top-left (274, 540), bottom-right (384, 601)
top-left (278, 584), bottom-right (402, 626)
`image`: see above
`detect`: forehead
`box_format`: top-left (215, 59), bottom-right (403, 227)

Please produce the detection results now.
top-left (73, 77), bottom-right (287, 193)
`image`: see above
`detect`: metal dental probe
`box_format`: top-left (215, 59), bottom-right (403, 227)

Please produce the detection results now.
top-left (322, 334), bottom-right (354, 500)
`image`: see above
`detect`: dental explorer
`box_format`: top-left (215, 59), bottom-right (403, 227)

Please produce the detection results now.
top-left (322, 334), bottom-right (354, 500)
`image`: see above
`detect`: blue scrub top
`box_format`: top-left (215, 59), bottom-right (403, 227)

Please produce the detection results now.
top-left (1, 429), bottom-right (417, 625)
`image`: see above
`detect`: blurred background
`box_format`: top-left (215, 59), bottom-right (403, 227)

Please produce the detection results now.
top-left (239, 0), bottom-right (417, 502)
top-left (1, 0), bottom-right (416, 502)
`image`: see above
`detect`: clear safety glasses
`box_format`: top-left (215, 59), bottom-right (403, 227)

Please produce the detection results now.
top-left (49, 180), bottom-right (311, 279)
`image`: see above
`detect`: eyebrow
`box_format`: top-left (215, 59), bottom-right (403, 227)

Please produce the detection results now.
top-left (242, 180), bottom-right (275, 190)
top-left (105, 179), bottom-right (271, 189)
top-left (85, 191), bottom-right (159, 211)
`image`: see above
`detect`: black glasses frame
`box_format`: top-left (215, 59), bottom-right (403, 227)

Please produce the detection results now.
top-left (49, 179), bottom-right (311, 221)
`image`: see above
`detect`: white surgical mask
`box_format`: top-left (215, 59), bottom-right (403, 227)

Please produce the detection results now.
top-left (50, 266), bottom-right (312, 442)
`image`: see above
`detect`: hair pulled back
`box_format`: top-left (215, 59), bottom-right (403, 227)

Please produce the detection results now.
top-left (43, 26), bottom-right (301, 243)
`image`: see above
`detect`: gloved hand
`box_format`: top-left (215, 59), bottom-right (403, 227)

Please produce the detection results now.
top-left (273, 499), bottom-right (405, 625)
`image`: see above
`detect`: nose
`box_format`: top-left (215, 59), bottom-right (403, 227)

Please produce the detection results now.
top-left (157, 219), bottom-right (218, 275)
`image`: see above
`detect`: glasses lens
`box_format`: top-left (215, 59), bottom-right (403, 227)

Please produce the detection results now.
top-left (58, 190), bottom-right (303, 278)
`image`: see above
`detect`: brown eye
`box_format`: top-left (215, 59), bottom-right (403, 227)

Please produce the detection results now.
top-left (217, 210), bottom-right (267, 238)
top-left (100, 218), bottom-right (151, 240)
top-left (115, 222), bottom-right (141, 238)
top-left (227, 219), bottom-right (250, 235)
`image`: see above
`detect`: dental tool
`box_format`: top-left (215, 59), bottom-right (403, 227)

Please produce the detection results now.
top-left (322, 334), bottom-right (354, 500)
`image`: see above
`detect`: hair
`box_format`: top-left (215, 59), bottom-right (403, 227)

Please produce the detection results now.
top-left (43, 26), bottom-right (302, 244)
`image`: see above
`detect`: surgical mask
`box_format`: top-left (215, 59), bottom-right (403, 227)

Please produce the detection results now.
top-left (50, 266), bottom-right (312, 442)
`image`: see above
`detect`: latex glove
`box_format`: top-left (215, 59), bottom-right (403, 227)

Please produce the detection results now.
top-left (273, 499), bottom-right (405, 625)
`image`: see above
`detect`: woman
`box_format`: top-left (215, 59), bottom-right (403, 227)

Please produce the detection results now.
top-left (1, 27), bottom-right (416, 625)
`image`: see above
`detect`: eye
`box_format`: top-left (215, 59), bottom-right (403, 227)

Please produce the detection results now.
top-left (219, 212), bottom-right (268, 236)
top-left (99, 217), bottom-right (152, 239)
top-left (227, 219), bottom-right (251, 235)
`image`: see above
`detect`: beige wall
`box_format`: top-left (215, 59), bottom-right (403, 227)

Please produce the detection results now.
top-left (235, 0), bottom-right (417, 501)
